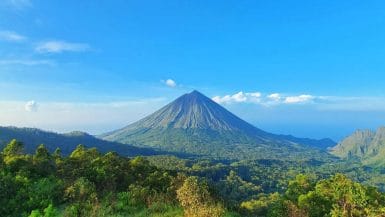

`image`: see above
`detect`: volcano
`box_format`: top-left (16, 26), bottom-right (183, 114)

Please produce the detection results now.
top-left (101, 90), bottom-right (335, 160)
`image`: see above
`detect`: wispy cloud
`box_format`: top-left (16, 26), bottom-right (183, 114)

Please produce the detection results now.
top-left (315, 96), bottom-right (385, 111)
top-left (284, 95), bottom-right (314, 104)
top-left (35, 40), bottom-right (90, 53)
top-left (0, 30), bottom-right (26, 42)
top-left (267, 93), bottom-right (281, 101)
top-left (0, 59), bottom-right (54, 66)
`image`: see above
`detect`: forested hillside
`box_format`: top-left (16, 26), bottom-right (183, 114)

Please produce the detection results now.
top-left (2, 139), bottom-right (385, 217)
top-left (0, 126), bottom-right (158, 156)
top-left (331, 127), bottom-right (385, 166)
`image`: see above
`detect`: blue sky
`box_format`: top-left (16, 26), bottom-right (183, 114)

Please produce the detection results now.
top-left (1, 0), bottom-right (385, 140)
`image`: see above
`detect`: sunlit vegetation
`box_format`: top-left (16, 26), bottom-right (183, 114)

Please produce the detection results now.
top-left (2, 139), bottom-right (385, 217)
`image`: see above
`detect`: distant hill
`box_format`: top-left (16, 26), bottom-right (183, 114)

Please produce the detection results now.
top-left (101, 90), bottom-right (336, 161)
top-left (0, 126), bottom-right (158, 156)
top-left (275, 135), bottom-right (335, 150)
top-left (330, 127), bottom-right (385, 166)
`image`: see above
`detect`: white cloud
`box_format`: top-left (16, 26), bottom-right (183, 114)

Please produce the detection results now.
top-left (212, 91), bottom-right (262, 104)
top-left (0, 59), bottom-right (54, 66)
top-left (232, 92), bottom-right (247, 102)
top-left (0, 31), bottom-right (26, 42)
top-left (247, 92), bottom-right (262, 103)
top-left (35, 40), bottom-right (90, 53)
top-left (212, 95), bottom-right (230, 104)
top-left (25, 100), bottom-right (38, 112)
top-left (268, 93), bottom-right (281, 101)
top-left (164, 79), bottom-right (177, 88)
top-left (213, 91), bottom-right (316, 105)
top-left (284, 95), bottom-right (314, 104)
top-left (248, 92), bottom-right (262, 98)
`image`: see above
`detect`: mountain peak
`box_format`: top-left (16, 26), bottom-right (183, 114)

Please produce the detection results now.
top-left (176, 90), bottom-right (212, 105)
top-left (116, 90), bottom-right (257, 131)
top-left (189, 90), bottom-right (203, 95)
top-left (102, 91), bottom-right (333, 160)
top-left (102, 90), bottom-right (263, 137)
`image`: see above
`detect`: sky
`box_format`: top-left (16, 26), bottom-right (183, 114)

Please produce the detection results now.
top-left (1, 0), bottom-right (385, 141)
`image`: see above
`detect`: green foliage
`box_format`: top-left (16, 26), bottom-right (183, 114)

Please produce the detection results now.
top-left (289, 174), bottom-right (385, 217)
top-left (3, 139), bottom-right (24, 156)
top-left (177, 176), bottom-right (225, 217)
top-left (28, 204), bottom-right (59, 217)
top-left (43, 204), bottom-right (59, 217)
top-left (0, 139), bottom-right (185, 217)
top-left (65, 177), bottom-right (97, 203)
top-left (218, 170), bottom-right (261, 207)
top-left (285, 174), bottom-right (316, 202)
top-left (27, 177), bottom-right (62, 210)
top-left (2, 139), bottom-right (385, 217)
top-left (240, 192), bottom-right (280, 215)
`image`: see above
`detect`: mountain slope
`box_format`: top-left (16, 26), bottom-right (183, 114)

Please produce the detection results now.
top-left (0, 126), bottom-right (158, 156)
top-left (330, 130), bottom-right (375, 159)
top-left (102, 90), bottom-right (335, 161)
top-left (330, 127), bottom-right (385, 166)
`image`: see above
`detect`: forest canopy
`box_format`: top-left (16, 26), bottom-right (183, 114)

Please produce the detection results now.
top-left (1, 139), bottom-right (385, 217)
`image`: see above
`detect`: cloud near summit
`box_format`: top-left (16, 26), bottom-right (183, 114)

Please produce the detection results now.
top-left (212, 92), bottom-right (262, 104)
top-left (212, 91), bottom-right (315, 105)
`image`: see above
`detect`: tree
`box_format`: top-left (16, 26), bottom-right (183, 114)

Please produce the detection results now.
top-left (64, 177), bottom-right (98, 216)
top-left (28, 204), bottom-right (59, 217)
top-left (2, 139), bottom-right (30, 173)
top-left (52, 148), bottom-right (61, 159)
top-left (0, 171), bottom-right (20, 216)
top-left (315, 174), bottom-right (367, 217)
top-left (177, 176), bottom-right (225, 217)
top-left (43, 204), bottom-right (59, 217)
top-left (295, 174), bottom-right (385, 217)
top-left (240, 192), bottom-right (280, 216)
top-left (219, 170), bottom-right (261, 207)
top-left (3, 139), bottom-right (24, 156)
top-left (34, 144), bottom-right (50, 160)
top-left (66, 145), bottom-right (101, 182)
top-left (285, 174), bottom-right (315, 202)
top-left (65, 177), bottom-right (97, 203)
top-left (33, 144), bottom-right (55, 176)
top-left (26, 177), bottom-right (62, 211)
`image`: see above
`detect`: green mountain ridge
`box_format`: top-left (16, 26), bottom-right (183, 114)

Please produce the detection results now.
top-left (330, 127), bottom-right (385, 166)
top-left (101, 90), bottom-right (336, 161)
top-left (0, 126), bottom-right (158, 156)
